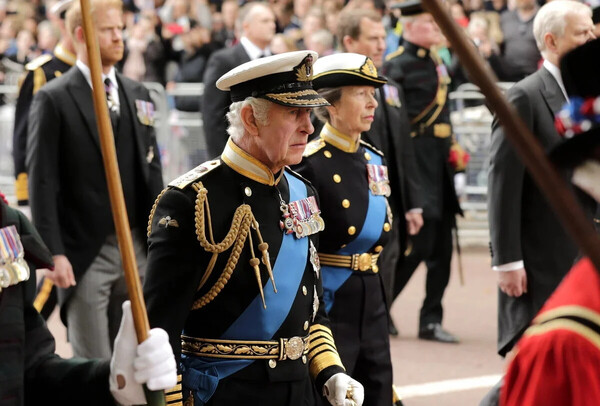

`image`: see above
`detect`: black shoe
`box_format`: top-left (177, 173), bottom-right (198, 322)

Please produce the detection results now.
top-left (388, 318), bottom-right (399, 336)
top-left (418, 323), bottom-right (459, 343)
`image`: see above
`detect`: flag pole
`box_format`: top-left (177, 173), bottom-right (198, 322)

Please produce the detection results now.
top-left (78, 0), bottom-right (165, 403)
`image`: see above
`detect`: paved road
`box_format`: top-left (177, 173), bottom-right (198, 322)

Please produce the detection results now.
top-left (47, 246), bottom-right (504, 406)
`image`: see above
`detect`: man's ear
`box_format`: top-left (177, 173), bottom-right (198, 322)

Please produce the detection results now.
top-left (74, 26), bottom-right (85, 44)
top-left (544, 32), bottom-right (558, 54)
top-left (341, 35), bottom-right (354, 51)
top-left (241, 104), bottom-right (260, 137)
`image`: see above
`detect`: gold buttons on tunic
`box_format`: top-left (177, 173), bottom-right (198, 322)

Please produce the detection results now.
top-left (364, 152), bottom-right (372, 161)
top-left (244, 187), bottom-right (252, 197)
top-left (348, 226), bottom-right (356, 235)
top-left (324, 150), bottom-right (332, 158)
top-left (342, 199), bottom-right (350, 208)
top-left (383, 223), bottom-right (391, 232)
top-left (304, 321), bottom-right (309, 330)
top-left (374, 245), bottom-right (383, 253)
top-left (302, 355), bottom-right (307, 364)
top-left (333, 174), bottom-right (341, 183)
top-left (372, 265), bottom-right (379, 273)
top-left (269, 359), bottom-right (277, 368)
top-left (302, 285), bottom-right (308, 295)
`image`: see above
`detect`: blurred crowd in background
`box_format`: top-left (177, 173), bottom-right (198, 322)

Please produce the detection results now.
top-left (1, 0), bottom-right (598, 109)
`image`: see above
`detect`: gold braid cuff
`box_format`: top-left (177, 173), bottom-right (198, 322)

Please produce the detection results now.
top-left (308, 324), bottom-right (344, 378)
top-left (165, 375), bottom-right (183, 406)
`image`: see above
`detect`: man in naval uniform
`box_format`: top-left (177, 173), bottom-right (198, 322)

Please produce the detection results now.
top-left (0, 190), bottom-right (177, 406)
top-left (12, 0), bottom-right (77, 321)
top-left (382, 0), bottom-right (467, 343)
top-left (144, 51), bottom-right (364, 406)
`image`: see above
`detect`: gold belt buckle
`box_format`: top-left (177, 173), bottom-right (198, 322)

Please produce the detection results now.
top-left (357, 253), bottom-right (372, 271)
top-left (282, 336), bottom-right (305, 360)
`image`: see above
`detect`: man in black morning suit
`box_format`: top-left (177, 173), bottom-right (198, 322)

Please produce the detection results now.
top-left (483, 2), bottom-right (596, 404)
top-left (383, 0), bottom-right (466, 343)
top-left (144, 51), bottom-right (364, 406)
top-left (26, 0), bottom-right (163, 359)
top-left (202, 1), bottom-right (276, 158)
top-left (334, 8), bottom-right (424, 337)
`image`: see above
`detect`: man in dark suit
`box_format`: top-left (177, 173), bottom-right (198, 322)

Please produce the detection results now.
top-left (202, 1), bottom-right (276, 158)
top-left (335, 8), bottom-right (424, 337)
top-left (484, 2), bottom-right (595, 404)
top-left (26, 0), bottom-right (163, 359)
top-left (382, 0), bottom-right (465, 343)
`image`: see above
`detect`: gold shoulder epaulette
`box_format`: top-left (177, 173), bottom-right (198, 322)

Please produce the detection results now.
top-left (385, 46), bottom-right (404, 62)
top-left (360, 140), bottom-right (384, 156)
top-left (168, 160), bottom-right (221, 189)
top-left (25, 54), bottom-right (52, 71)
top-left (303, 138), bottom-right (326, 157)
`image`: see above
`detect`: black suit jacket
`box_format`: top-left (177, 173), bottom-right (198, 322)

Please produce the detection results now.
top-left (0, 199), bottom-right (113, 406)
top-left (26, 67), bottom-right (164, 312)
top-left (488, 67), bottom-right (594, 356)
top-left (201, 43), bottom-right (250, 158)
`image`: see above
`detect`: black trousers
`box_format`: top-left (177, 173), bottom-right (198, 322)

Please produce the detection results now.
top-left (204, 375), bottom-right (317, 406)
top-left (321, 273), bottom-right (393, 406)
top-left (392, 212), bottom-right (454, 328)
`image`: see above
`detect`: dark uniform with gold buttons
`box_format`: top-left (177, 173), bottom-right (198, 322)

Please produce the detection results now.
top-left (12, 43), bottom-right (76, 322)
top-left (144, 52), bottom-right (346, 406)
top-left (13, 43), bottom-right (76, 207)
top-left (383, 0), bottom-right (467, 342)
top-left (295, 54), bottom-right (393, 406)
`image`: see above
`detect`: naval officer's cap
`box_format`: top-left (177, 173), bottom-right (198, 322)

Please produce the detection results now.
top-left (50, 0), bottom-right (73, 18)
top-left (312, 53), bottom-right (387, 90)
top-left (217, 50), bottom-right (330, 108)
top-left (551, 38), bottom-right (600, 168)
top-left (390, 0), bottom-right (426, 15)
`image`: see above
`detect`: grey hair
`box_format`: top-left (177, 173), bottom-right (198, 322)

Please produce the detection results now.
top-left (226, 97), bottom-right (272, 142)
top-left (313, 87), bottom-right (343, 124)
top-left (533, 0), bottom-right (591, 57)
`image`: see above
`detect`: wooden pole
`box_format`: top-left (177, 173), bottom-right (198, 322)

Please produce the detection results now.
top-left (78, 0), bottom-right (165, 404)
top-left (421, 0), bottom-right (600, 272)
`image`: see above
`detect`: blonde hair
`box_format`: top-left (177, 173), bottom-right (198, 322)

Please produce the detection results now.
top-left (533, 0), bottom-right (591, 57)
top-left (226, 98), bottom-right (272, 141)
top-left (66, 0), bottom-right (123, 39)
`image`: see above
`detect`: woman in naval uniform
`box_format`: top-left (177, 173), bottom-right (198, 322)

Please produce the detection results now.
top-left (294, 53), bottom-right (394, 406)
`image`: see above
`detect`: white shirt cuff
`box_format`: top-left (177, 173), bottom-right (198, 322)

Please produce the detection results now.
top-left (492, 261), bottom-right (524, 272)
top-left (407, 208), bottom-right (423, 214)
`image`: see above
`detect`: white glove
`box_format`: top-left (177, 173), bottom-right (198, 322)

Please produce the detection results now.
top-left (454, 172), bottom-right (467, 197)
top-left (18, 205), bottom-right (31, 221)
top-left (110, 300), bottom-right (177, 405)
top-left (323, 373), bottom-right (365, 406)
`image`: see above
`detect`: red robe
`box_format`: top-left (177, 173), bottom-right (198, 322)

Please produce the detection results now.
top-left (502, 258), bottom-right (600, 406)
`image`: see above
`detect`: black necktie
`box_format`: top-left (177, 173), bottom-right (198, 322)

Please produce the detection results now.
top-left (104, 78), bottom-right (119, 131)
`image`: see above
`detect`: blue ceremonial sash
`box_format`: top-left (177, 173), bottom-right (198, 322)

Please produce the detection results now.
top-left (182, 171), bottom-right (309, 405)
top-left (322, 150), bottom-right (387, 313)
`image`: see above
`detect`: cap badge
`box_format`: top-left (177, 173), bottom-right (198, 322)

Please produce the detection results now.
top-left (295, 54), bottom-right (313, 82)
top-left (361, 58), bottom-right (378, 78)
